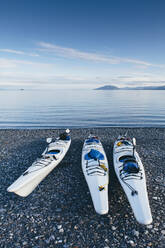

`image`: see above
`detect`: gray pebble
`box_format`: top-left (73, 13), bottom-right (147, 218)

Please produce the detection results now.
top-left (0, 208), bottom-right (6, 213)
top-left (1, 128), bottom-right (165, 248)
top-left (132, 230), bottom-right (139, 237)
top-left (147, 225), bottom-right (153, 229)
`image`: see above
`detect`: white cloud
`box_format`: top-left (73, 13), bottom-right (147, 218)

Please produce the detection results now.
top-left (0, 49), bottom-right (165, 89)
top-left (38, 41), bottom-right (162, 67)
top-left (0, 49), bottom-right (39, 57)
top-left (38, 42), bottom-right (119, 64)
top-left (0, 58), bottom-right (18, 68)
top-left (0, 58), bottom-right (55, 69)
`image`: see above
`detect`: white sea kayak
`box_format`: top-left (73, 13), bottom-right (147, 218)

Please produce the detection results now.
top-left (7, 129), bottom-right (71, 197)
top-left (82, 136), bottom-right (109, 215)
top-left (113, 136), bottom-right (152, 225)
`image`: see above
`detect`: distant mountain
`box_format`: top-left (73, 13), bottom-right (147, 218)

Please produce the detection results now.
top-left (95, 85), bottom-right (118, 90)
top-left (95, 85), bottom-right (165, 90)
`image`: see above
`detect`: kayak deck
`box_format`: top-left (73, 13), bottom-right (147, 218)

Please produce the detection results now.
top-left (113, 138), bottom-right (152, 224)
top-left (82, 137), bottom-right (109, 215)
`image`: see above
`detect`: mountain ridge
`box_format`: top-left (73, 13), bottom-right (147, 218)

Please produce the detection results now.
top-left (95, 85), bottom-right (165, 90)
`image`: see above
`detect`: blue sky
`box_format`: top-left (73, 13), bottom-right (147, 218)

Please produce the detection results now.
top-left (0, 0), bottom-right (165, 89)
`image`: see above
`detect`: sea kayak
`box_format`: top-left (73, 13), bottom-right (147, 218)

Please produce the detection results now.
top-left (82, 136), bottom-right (109, 215)
top-left (113, 135), bottom-right (152, 225)
top-left (7, 129), bottom-right (71, 197)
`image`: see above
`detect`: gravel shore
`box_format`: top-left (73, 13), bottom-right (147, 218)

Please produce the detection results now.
top-left (0, 128), bottom-right (165, 248)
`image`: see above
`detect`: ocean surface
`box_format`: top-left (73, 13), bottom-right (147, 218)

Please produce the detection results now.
top-left (0, 89), bottom-right (164, 128)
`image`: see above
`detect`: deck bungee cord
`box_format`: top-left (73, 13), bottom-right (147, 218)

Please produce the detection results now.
top-left (119, 168), bottom-right (143, 196)
top-left (22, 155), bottom-right (57, 176)
top-left (86, 160), bottom-right (107, 176)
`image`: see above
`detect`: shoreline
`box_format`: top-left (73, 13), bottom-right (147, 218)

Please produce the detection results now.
top-left (0, 127), bottom-right (165, 247)
top-left (0, 125), bottom-right (165, 130)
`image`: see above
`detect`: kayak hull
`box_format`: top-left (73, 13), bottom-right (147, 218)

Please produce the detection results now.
top-left (113, 139), bottom-right (152, 225)
top-left (82, 138), bottom-right (109, 215)
top-left (7, 139), bottom-right (71, 197)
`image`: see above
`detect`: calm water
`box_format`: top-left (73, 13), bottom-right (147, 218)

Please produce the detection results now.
top-left (0, 89), bottom-right (165, 128)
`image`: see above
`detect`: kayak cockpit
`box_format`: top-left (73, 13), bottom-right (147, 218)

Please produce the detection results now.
top-left (46, 149), bottom-right (61, 155)
top-left (85, 136), bottom-right (100, 144)
top-left (85, 149), bottom-right (104, 161)
top-left (84, 149), bottom-right (107, 176)
top-left (118, 155), bottom-right (143, 196)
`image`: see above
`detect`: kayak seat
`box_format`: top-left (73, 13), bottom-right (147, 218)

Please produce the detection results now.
top-left (46, 149), bottom-right (60, 154)
top-left (123, 160), bottom-right (139, 174)
top-left (119, 155), bottom-right (136, 162)
top-left (119, 155), bottom-right (139, 173)
top-left (85, 149), bottom-right (104, 160)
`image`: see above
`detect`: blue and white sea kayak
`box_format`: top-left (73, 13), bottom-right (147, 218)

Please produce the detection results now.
top-left (82, 136), bottom-right (109, 215)
top-left (113, 136), bottom-right (152, 225)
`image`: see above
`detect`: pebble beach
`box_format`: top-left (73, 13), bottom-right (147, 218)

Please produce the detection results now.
top-left (0, 128), bottom-right (165, 248)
